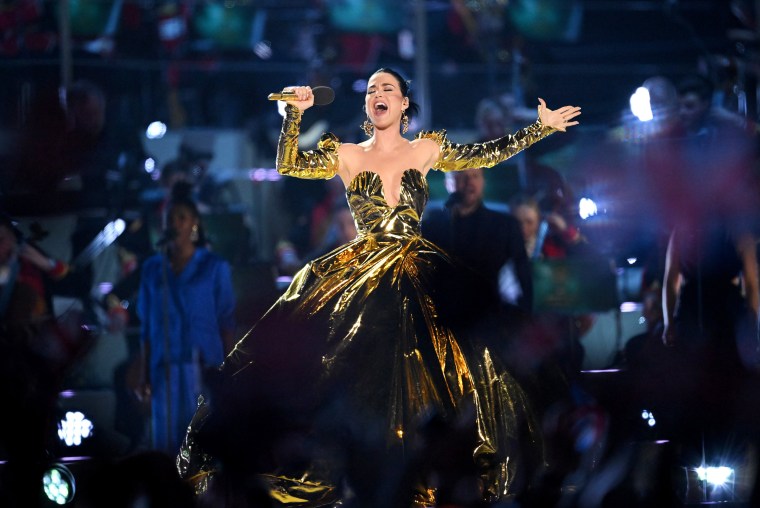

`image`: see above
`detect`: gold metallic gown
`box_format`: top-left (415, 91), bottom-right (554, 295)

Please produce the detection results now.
top-left (178, 105), bottom-right (556, 506)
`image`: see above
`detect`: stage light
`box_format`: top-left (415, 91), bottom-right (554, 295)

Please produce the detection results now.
top-left (578, 197), bottom-right (597, 219)
top-left (398, 29), bottom-right (414, 59)
top-left (57, 411), bottom-right (93, 447)
top-left (146, 121), bottom-right (167, 139)
top-left (619, 301), bottom-right (641, 313)
top-left (159, 17), bottom-right (185, 42)
top-left (626, 257), bottom-right (637, 265)
top-left (144, 158), bottom-right (156, 173)
top-left (42, 463), bottom-right (75, 505)
top-left (254, 40), bottom-right (272, 59)
top-left (640, 409), bottom-right (656, 427)
top-left (105, 219), bottom-right (126, 240)
top-left (696, 466), bottom-right (734, 487)
top-left (630, 87), bottom-right (653, 122)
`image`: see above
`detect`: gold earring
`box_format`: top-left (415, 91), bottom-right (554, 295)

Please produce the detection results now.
top-left (361, 118), bottom-right (374, 137)
top-left (190, 224), bottom-right (199, 243)
top-left (401, 111), bottom-right (409, 134)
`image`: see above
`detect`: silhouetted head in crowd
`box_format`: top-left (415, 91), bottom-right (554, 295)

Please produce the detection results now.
top-left (475, 99), bottom-right (507, 140)
top-left (677, 75), bottom-right (714, 133)
top-left (444, 167), bottom-right (485, 216)
top-left (65, 80), bottom-right (106, 138)
top-left (511, 196), bottom-right (542, 248)
top-left (166, 182), bottom-right (207, 248)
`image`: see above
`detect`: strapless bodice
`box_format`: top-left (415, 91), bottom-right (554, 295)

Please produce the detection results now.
top-left (346, 168), bottom-right (427, 242)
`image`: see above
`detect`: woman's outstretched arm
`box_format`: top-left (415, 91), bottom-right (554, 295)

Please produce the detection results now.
top-left (424, 99), bottom-right (580, 172)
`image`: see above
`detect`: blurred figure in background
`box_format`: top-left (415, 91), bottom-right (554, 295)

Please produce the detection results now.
top-left (0, 214), bottom-right (69, 326)
top-left (511, 195), bottom-right (583, 260)
top-left (160, 133), bottom-right (241, 214)
top-left (307, 200), bottom-right (358, 258)
top-left (133, 183), bottom-right (236, 452)
top-left (678, 74), bottom-right (747, 137)
top-left (423, 167), bottom-right (532, 317)
top-left (510, 195), bottom-right (593, 381)
top-left (0, 214), bottom-right (87, 508)
top-left (662, 220), bottom-right (758, 375)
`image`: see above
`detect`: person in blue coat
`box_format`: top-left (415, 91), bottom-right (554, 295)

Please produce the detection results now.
top-left (135, 183), bottom-right (236, 452)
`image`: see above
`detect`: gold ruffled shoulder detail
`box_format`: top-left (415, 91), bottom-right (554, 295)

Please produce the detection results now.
top-left (415, 129), bottom-right (448, 146)
top-left (317, 132), bottom-right (341, 153)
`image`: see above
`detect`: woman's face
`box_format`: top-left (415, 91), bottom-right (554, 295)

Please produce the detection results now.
top-left (167, 204), bottom-right (198, 245)
top-left (365, 72), bottom-right (408, 133)
top-left (514, 204), bottom-right (540, 241)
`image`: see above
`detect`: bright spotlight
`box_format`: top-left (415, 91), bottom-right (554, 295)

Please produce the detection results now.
top-left (57, 411), bottom-right (93, 447)
top-left (145, 121), bottom-right (167, 139)
top-left (626, 257), bottom-right (637, 265)
top-left (144, 158), bottom-right (156, 173)
top-left (42, 464), bottom-right (75, 505)
top-left (630, 87), bottom-right (653, 122)
top-left (696, 466), bottom-right (734, 487)
top-left (578, 197), bottom-right (597, 220)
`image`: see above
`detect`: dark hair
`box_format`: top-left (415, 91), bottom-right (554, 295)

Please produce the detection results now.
top-left (167, 182), bottom-right (206, 246)
top-left (371, 67), bottom-right (421, 118)
top-left (66, 80), bottom-right (105, 108)
top-left (677, 75), bottom-right (714, 103)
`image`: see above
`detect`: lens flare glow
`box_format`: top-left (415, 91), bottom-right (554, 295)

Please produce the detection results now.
top-left (630, 87), bottom-right (653, 122)
top-left (57, 411), bottom-right (93, 447)
top-left (579, 197), bottom-right (598, 220)
top-left (696, 466), bottom-right (734, 486)
top-left (146, 121), bottom-right (167, 139)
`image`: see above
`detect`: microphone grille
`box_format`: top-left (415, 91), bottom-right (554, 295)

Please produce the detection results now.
top-left (312, 86), bottom-right (335, 106)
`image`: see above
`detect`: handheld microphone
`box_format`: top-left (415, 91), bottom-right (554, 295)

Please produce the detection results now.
top-left (268, 86), bottom-right (335, 106)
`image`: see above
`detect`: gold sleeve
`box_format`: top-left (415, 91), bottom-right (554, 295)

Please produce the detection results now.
top-left (417, 114), bottom-right (556, 172)
top-left (276, 104), bottom-right (340, 179)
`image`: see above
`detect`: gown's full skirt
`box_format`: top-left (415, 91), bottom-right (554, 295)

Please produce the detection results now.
top-left (178, 170), bottom-right (543, 506)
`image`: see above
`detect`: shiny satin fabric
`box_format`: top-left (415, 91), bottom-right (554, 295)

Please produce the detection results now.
top-left (179, 109), bottom-right (554, 506)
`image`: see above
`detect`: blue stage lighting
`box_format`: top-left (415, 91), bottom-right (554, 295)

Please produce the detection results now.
top-left (42, 463), bottom-right (75, 505)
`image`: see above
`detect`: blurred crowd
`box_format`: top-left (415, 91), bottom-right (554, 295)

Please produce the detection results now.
top-left (1, 18), bottom-right (760, 504)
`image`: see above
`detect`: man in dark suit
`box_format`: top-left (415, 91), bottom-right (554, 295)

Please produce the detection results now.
top-left (422, 167), bottom-right (532, 317)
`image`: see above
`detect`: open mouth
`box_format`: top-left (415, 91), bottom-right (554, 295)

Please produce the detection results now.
top-left (374, 102), bottom-right (388, 113)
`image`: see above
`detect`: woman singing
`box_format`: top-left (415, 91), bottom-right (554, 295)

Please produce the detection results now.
top-left (179, 68), bottom-right (580, 506)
